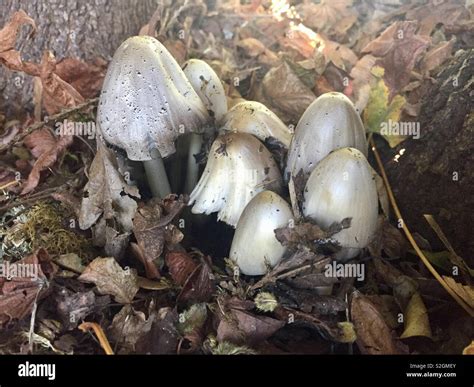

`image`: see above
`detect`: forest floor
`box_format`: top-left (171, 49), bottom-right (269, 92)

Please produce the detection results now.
top-left (0, 0), bottom-right (473, 355)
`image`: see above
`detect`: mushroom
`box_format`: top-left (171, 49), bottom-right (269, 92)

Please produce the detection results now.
top-left (221, 101), bottom-right (293, 148)
top-left (302, 147), bottom-right (378, 260)
top-left (181, 58), bottom-right (227, 193)
top-left (97, 35), bottom-right (209, 198)
top-left (189, 132), bottom-right (282, 227)
top-left (230, 190), bottom-right (293, 275)
top-left (182, 58), bottom-right (227, 123)
top-left (286, 92), bottom-right (367, 180)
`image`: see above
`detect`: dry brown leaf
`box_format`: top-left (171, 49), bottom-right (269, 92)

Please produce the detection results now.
top-left (362, 21), bottom-right (430, 97)
top-left (351, 291), bottom-right (408, 354)
top-left (178, 256), bottom-right (215, 303)
top-left (421, 38), bottom-right (455, 74)
top-left (0, 249), bottom-right (55, 328)
top-left (298, 0), bottom-right (354, 34)
top-left (165, 251), bottom-right (198, 286)
top-left (38, 51), bottom-right (85, 115)
top-left (0, 10), bottom-right (36, 71)
top-left (79, 142), bottom-right (139, 232)
top-left (259, 61), bottom-right (315, 123)
top-left (217, 308), bottom-right (284, 346)
top-left (132, 197), bottom-right (186, 279)
top-left (21, 128), bottom-right (73, 195)
top-left (78, 257), bottom-right (139, 304)
top-left (443, 276), bottom-right (474, 310)
top-left (55, 57), bottom-right (107, 99)
top-left (237, 37), bottom-right (266, 57)
top-left (406, 1), bottom-right (470, 36)
top-left (109, 305), bottom-right (155, 353)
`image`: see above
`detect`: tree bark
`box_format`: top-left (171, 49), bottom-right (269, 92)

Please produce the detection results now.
top-left (0, 0), bottom-right (159, 117)
top-left (386, 49), bottom-right (474, 265)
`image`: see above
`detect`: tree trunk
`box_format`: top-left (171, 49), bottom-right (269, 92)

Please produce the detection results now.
top-left (386, 49), bottom-right (474, 265)
top-left (0, 0), bottom-right (159, 117)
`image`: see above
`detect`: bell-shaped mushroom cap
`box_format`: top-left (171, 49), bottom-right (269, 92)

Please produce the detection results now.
top-left (230, 191), bottom-right (293, 275)
top-left (97, 36), bottom-right (209, 161)
top-left (182, 58), bottom-right (227, 123)
top-left (221, 101), bottom-right (293, 148)
top-left (302, 147), bottom-right (378, 260)
top-left (286, 92), bottom-right (367, 179)
top-left (189, 132), bottom-right (282, 227)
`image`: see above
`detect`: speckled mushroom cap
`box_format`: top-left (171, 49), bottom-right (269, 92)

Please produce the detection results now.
top-left (97, 36), bottom-right (209, 161)
top-left (303, 147), bottom-right (378, 260)
top-left (221, 101), bottom-right (293, 148)
top-left (286, 92), bottom-right (367, 179)
top-left (182, 58), bottom-right (227, 123)
top-left (230, 190), bottom-right (293, 275)
top-left (189, 132), bottom-right (283, 227)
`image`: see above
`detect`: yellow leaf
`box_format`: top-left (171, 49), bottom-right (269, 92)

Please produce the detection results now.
top-left (463, 341), bottom-right (474, 355)
top-left (363, 66), bottom-right (406, 147)
top-left (443, 276), bottom-right (474, 309)
top-left (400, 292), bottom-right (432, 339)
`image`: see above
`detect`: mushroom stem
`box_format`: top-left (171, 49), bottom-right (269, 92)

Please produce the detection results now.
top-left (184, 132), bottom-right (203, 194)
top-left (143, 148), bottom-right (172, 198)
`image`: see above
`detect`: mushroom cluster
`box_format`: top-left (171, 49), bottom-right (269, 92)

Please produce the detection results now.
top-left (96, 36), bottom-right (380, 282)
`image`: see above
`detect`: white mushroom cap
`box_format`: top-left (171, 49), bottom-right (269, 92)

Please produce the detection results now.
top-left (97, 36), bottom-right (209, 161)
top-left (230, 191), bottom-right (293, 276)
top-left (303, 147), bottom-right (378, 260)
top-left (182, 58), bottom-right (227, 123)
top-left (286, 92), bottom-right (367, 178)
top-left (189, 132), bottom-right (282, 227)
top-left (221, 101), bottom-right (293, 148)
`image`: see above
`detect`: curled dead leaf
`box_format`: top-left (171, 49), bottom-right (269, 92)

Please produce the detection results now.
top-left (78, 257), bottom-right (139, 304)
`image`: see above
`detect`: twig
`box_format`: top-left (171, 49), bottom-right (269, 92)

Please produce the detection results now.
top-left (0, 98), bottom-right (99, 153)
top-left (369, 137), bottom-right (474, 317)
top-left (78, 322), bottom-right (114, 355)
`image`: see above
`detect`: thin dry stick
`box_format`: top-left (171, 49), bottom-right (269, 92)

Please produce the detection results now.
top-left (78, 322), bottom-right (114, 355)
top-left (369, 137), bottom-right (474, 317)
top-left (0, 98), bottom-right (99, 152)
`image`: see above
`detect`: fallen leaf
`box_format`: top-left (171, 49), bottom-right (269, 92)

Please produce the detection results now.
top-left (78, 257), bottom-right (139, 304)
top-left (368, 218), bottom-right (408, 259)
top-left (55, 253), bottom-right (85, 277)
top-left (237, 37), bottom-right (266, 57)
top-left (463, 341), bottom-right (474, 355)
top-left (0, 10), bottom-right (36, 72)
top-left (258, 61), bottom-right (315, 123)
top-left (108, 305), bottom-right (155, 353)
top-left (179, 256), bottom-right (215, 303)
top-left (365, 295), bottom-right (401, 330)
top-left (347, 55), bottom-right (377, 112)
top-left (21, 128), bottom-right (73, 194)
top-left (0, 249), bottom-right (55, 328)
top-left (165, 251), bottom-right (198, 286)
top-left (298, 0), bottom-right (355, 35)
top-left (363, 66), bottom-right (406, 147)
top-left (79, 142), bottom-right (140, 232)
top-left (442, 276), bottom-right (474, 309)
top-left (351, 291), bottom-right (408, 354)
top-left (136, 307), bottom-right (180, 354)
top-left (400, 292), bottom-right (432, 339)
top-left (406, 1), bottom-right (470, 36)
top-left (55, 57), bottom-right (107, 99)
top-left (373, 257), bottom-right (418, 310)
top-left (217, 308), bottom-right (284, 346)
top-left (362, 21), bottom-right (430, 97)
top-left (38, 51), bottom-right (85, 115)
top-left (133, 197), bottom-right (186, 279)
top-left (55, 288), bottom-right (108, 330)
top-left (421, 38), bottom-right (455, 74)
